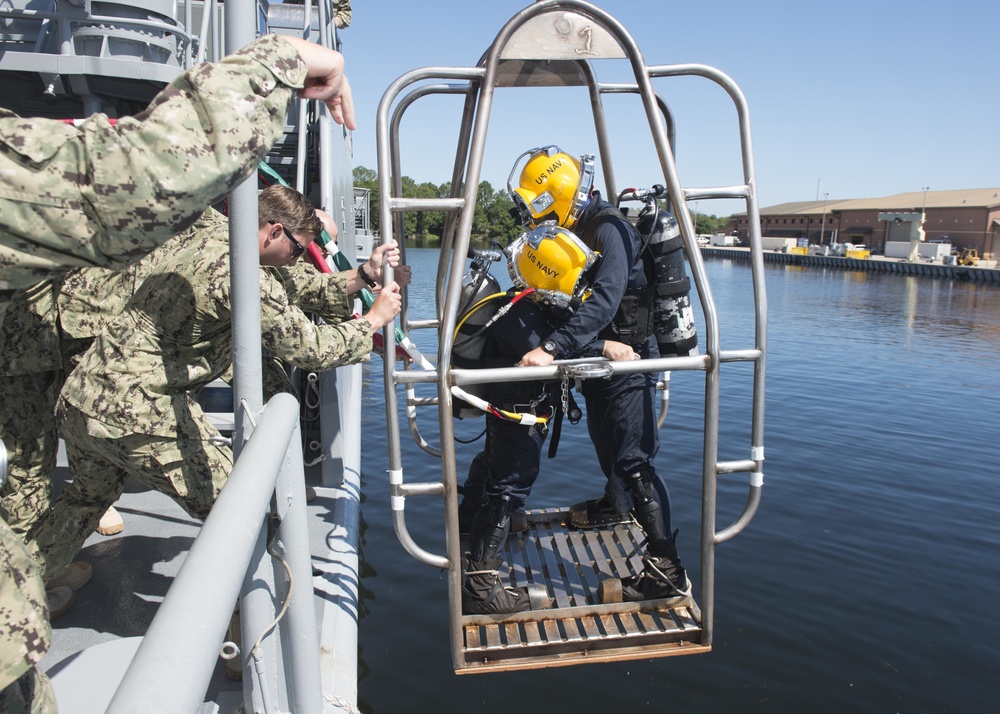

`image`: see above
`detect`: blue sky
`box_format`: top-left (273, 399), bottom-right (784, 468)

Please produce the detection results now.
top-left (336, 1), bottom-right (998, 218)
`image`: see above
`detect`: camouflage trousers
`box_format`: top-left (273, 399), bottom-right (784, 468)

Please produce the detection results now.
top-left (28, 404), bottom-right (233, 582)
top-left (0, 517), bottom-right (53, 713)
top-left (0, 372), bottom-right (62, 537)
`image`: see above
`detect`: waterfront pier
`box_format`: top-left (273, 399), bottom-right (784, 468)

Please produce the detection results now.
top-left (703, 247), bottom-right (1000, 283)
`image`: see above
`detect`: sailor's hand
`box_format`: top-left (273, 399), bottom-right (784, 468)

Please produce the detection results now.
top-left (284, 36), bottom-right (356, 130)
top-left (603, 340), bottom-right (639, 361)
top-left (365, 282), bottom-right (401, 331)
top-left (518, 347), bottom-right (553, 367)
top-left (394, 264), bottom-right (412, 288)
top-left (368, 241), bottom-right (400, 280)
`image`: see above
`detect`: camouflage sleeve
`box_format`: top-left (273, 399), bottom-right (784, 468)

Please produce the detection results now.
top-left (0, 517), bottom-right (50, 691)
top-left (278, 262), bottom-right (353, 322)
top-left (56, 266), bottom-right (135, 342)
top-left (260, 271), bottom-right (372, 372)
top-left (334, 0), bottom-right (352, 28)
top-left (0, 34), bottom-right (307, 292)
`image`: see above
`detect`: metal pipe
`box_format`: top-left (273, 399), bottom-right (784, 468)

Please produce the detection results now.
top-left (716, 460), bottom-right (758, 474)
top-left (387, 82), bottom-right (473, 460)
top-left (376, 66), bottom-right (485, 577)
top-left (225, 0), bottom-right (262, 454)
top-left (195, 0), bottom-right (213, 64)
top-left (715, 484), bottom-right (763, 543)
top-left (387, 197), bottom-right (466, 211)
top-left (224, 4), bottom-right (268, 707)
top-left (399, 482), bottom-right (446, 497)
top-left (273, 418), bottom-right (324, 714)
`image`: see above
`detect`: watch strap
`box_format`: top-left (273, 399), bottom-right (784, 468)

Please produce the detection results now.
top-left (357, 263), bottom-right (377, 288)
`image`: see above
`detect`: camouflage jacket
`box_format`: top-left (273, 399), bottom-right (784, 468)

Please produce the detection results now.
top-left (57, 265), bottom-right (149, 343)
top-left (0, 33), bottom-right (308, 321)
top-left (279, 259), bottom-right (357, 324)
top-left (61, 211), bottom-right (373, 438)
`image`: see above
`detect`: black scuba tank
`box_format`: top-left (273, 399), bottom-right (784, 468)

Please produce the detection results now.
top-left (452, 252), bottom-right (503, 419)
top-left (636, 210), bottom-right (699, 357)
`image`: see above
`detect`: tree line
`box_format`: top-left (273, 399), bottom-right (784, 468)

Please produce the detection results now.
top-left (353, 166), bottom-right (730, 248)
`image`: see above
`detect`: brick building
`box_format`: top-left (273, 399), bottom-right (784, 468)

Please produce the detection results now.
top-left (728, 188), bottom-right (1000, 260)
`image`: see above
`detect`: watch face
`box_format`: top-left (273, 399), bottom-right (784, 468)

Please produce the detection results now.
top-left (542, 340), bottom-right (557, 355)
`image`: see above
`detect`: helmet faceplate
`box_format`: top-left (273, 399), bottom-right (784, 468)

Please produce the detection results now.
top-left (507, 145), bottom-right (595, 228)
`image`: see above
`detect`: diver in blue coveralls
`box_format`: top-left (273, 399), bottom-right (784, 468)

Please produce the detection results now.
top-left (508, 146), bottom-right (693, 606)
top-left (459, 221), bottom-right (598, 614)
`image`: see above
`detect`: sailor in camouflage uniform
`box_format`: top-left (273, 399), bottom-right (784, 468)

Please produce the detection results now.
top-left (27, 186), bottom-right (402, 582)
top-left (0, 31), bottom-right (356, 714)
top-left (0, 262), bottom-right (155, 550)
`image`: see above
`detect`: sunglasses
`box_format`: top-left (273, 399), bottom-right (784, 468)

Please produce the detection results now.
top-left (270, 221), bottom-right (306, 258)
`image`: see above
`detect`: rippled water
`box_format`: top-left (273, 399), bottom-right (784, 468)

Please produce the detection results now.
top-left (357, 250), bottom-right (1000, 713)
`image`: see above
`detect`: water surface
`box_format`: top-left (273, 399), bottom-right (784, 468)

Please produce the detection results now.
top-left (358, 250), bottom-right (1000, 713)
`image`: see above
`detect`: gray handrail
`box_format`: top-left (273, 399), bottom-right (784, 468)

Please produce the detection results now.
top-left (107, 393), bottom-right (323, 713)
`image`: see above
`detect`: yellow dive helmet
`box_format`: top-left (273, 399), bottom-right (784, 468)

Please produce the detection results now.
top-left (507, 145), bottom-right (595, 229)
top-left (505, 222), bottom-right (598, 315)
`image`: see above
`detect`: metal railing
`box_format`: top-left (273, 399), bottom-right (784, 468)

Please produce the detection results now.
top-left (107, 393), bottom-right (325, 713)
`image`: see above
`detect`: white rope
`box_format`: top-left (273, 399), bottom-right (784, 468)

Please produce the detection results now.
top-left (323, 692), bottom-right (363, 714)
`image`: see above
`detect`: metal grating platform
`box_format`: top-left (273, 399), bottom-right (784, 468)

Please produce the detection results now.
top-left (458, 509), bottom-right (709, 673)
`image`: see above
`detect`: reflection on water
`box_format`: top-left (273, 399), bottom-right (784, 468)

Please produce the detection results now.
top-left (358, 252), bottom-right (1000, 713)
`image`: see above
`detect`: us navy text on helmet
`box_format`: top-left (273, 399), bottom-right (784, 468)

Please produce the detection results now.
top-left (533, 157), bottom-right (567, 184)
top-left (526, 252), bottom-right (562, 279)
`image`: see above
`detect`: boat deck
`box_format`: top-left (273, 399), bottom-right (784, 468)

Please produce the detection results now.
top-left (458, 509), bottom-right (708, 673)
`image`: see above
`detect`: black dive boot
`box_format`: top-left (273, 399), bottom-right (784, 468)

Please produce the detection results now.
top-left (459, 503), bottom-right (527, 535)
top-left (619, 552), bottom-right (692, 601)
top-left (463, 496), bottom-right (549, 614)
top-left (462, 557), bottom-right (549, 614)
top-left (599, 537), bottom-right (691, 603)
top-left (569, 495), bottom-right (631, 529)
top-left (599, 471), bottom-right (692, 602)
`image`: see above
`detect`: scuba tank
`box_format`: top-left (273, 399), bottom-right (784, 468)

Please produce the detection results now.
top-left (452, 247), bottom-right (504, 419)
top-left (634, 206), bottom-right (699, 357)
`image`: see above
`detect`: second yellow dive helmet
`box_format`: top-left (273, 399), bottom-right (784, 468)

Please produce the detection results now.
top-left (507, 145), bottom-right (595, 229)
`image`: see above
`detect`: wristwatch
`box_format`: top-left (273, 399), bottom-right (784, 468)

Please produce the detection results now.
top-left (541, 339), bottom-right (558, 356)
top-left (356, 263), bottom-right (378, 288)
